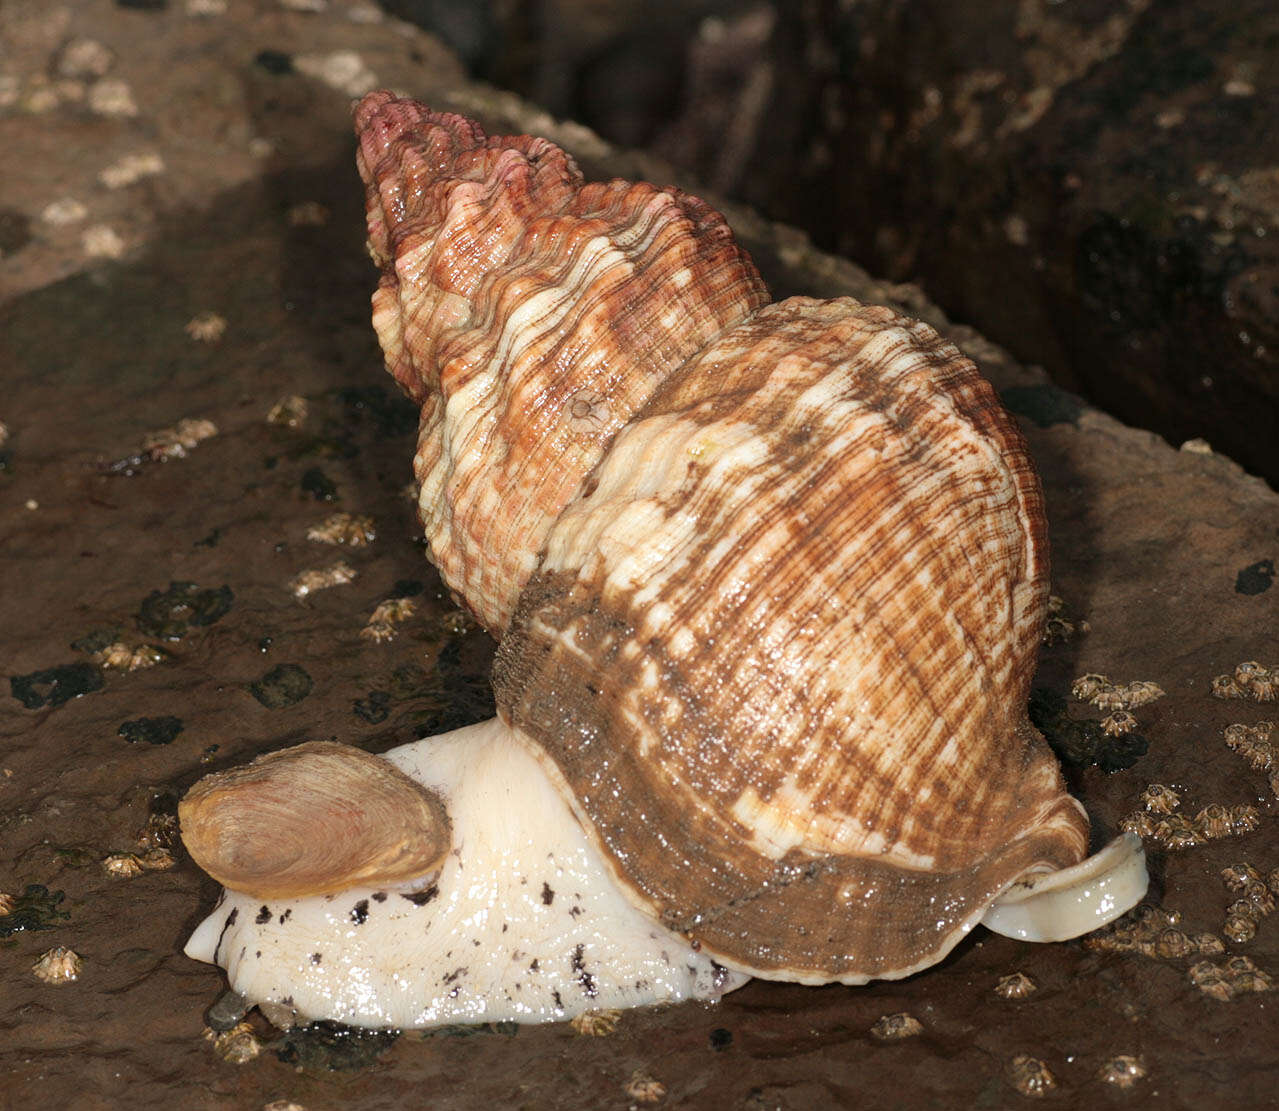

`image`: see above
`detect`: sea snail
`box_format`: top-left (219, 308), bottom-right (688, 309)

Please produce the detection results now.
top-left (179, 92), bottom-right (1148, 1029)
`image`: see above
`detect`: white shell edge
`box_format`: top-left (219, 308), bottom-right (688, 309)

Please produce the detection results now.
top-left (979, 832), bottom-right (1148, 943)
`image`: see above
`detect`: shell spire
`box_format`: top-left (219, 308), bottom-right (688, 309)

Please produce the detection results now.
top-left (355, 91), bottom-right (769, 632)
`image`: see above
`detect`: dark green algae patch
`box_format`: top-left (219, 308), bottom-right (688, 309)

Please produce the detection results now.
top-left (0, 885), bottom-right (70, 938)
top-left (1028, 687), bottom-right (1148, 773)
top-left (9, 662), bottom-right (104, 709)
top-left (118, 715), bottom-right (184, 745)
top-left (136, 581), bottom-right (234, 641)
top-left (250, 663), bottom-right (313, 708)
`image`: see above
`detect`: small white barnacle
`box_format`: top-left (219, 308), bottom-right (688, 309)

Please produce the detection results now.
top-left (185, 311), bottom-right (227, 342)
top-left (1101, 711), bottom-right (1138, 736)
top-left (870, 1012), bottom-right (923, 1040)
top-left (32, 946), bottom-right (82, 984)
top-left (103, 852), bottom-right (145, 878)
top-left (1097, 1055), bottom-right (1146, 1089)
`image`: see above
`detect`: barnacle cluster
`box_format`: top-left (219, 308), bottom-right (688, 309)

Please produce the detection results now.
top-left (1187, 956), bottom-right (1273, 1001)
top-left (101, 847), bottom-right (175, 879)
top-left (1087, 882), bottom-right (1277, 999)
top-left (1119, 783), bottom-right (1259, 850)
top-left (1223, 721), bottom-right (1279, 799)
top-left (1070, 674), bottom-right (1165, 711)
top-left (1219, 862), bottom-right (1277, 944)
top-left (1211, 662), bottom-right (1278, 702)
top-left (92, 641), bottom-right (167, 672)
top-left (1084, 904), bottom-right (1225, 961)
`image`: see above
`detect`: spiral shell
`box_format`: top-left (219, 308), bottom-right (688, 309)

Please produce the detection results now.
top-left (352, 92), bottom-right (1099, 983)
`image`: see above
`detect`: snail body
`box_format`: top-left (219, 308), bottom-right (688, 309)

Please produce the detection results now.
top-left (180, 93), bottom-right (1146, 1028)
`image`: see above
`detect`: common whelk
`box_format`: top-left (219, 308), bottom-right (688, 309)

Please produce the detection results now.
top-left (180, 92), bottom-right (1147, 1028)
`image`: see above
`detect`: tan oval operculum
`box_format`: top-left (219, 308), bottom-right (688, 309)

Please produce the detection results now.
top-left (179, 741), bottom-right (451, 899)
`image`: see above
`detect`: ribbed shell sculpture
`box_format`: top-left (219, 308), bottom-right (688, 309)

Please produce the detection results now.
top-left (179, 92), bottom-right (1147, 1029)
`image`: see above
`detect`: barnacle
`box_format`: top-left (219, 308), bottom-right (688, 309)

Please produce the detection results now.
top-left (870, 1013), bottom-right (924, 1040)
top-left (360, 597), bottom-right (416, 643)
top-left (1101, 711), bottom-right (1138, 736)
top-left (1007, 1055), bottom-right (1056, 1097)
top-left (32, 946), bottom-right (82, 984)
top-left (1096, 1055), bottom-right (1146, 1089)
top-left (306, 513), bottom-right (376, 547)
top-left (289, 561), bottom-right (357, 599)
top-left (184, 311), bottom-right (227, 342)
top-left (569, 1009), bottom-right (621, 1037)
top-left (1140, 784), bottom-right (1181, 814)
top-left (993, 972), bottom-right (1037, 999)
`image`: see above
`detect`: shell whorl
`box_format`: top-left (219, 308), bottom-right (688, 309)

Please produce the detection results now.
top-left (356, 90), bottom-right (768, 632)
top-left (355, 92), bottom-right (1089, 983)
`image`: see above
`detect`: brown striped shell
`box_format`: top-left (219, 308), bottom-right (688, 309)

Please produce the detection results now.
top-left (354, 92), bottom-right (1089, 982)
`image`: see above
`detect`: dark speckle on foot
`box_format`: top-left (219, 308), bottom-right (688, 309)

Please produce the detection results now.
top-left (351, 899), bottom-right (370, 925)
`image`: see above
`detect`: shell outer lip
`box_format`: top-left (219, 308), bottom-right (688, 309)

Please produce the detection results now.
top-left (979, 832), bottom-right (1148, 943)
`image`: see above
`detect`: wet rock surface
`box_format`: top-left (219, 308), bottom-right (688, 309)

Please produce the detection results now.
top-left (753, 0), bottom-right (1279, 487)
top-left (1, 2), bottom-right (1276, 1109)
